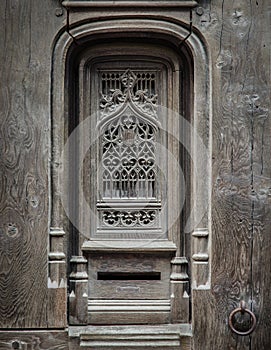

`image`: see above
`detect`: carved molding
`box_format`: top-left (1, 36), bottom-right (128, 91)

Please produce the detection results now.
top-left (69, 256), bottom-right (88, 325)
top-left (48, 228), bottom-right (67, 327)
top-left (88, 299), bottom-right (171, 324)
top-left (170, 257), bottom-right (189, 282)
top-left (82, 239), bottom-right (177, 252)
top-left (77, 324), bottom-right (192, 349)
top-left (62, 1), bottom-right (198, 9)
top-left (170, 257), bottom-right (189, 322)
top-left (101, 209), bottom-right (157, 227)
top-left (191, 228), bottom-right (210, 290)
top-left (51, 19), bottom-right (212, 325)
top-left (48, 228), bottom-right (66, 285)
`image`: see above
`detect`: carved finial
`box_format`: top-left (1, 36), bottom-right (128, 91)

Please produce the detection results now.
top-left (120, 69), bottom-right (137, 89)
top-left (99, 69), bottom-right (158, 118)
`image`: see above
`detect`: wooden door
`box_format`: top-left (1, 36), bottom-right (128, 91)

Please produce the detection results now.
top-left (67, 42), bottom-right (191, 327)
top-left (1, 1), bottom-right (271, 349)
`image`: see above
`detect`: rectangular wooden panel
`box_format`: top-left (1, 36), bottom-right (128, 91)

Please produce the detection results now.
top-left (88, 253), bottom-right (171, 300)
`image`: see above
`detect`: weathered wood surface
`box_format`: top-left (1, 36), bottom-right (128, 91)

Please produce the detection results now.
top-left (0, 0), bottom-right (271, 349)
top-left (193, 0), bottom-right (271, 349)
top-left (0, 0), bottom-right (66, 328)
top-left (0, 331), bottom-right (69, 350)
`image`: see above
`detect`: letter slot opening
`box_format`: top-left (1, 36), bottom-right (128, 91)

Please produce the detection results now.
top-left (97, 272), bottom-right (161, 280)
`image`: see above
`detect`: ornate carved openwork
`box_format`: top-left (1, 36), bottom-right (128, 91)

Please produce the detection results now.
top-left (96, 67), bottom-right (162, 233)
top-left (51, 17), bottom-right (211, 332)
top-left (101, 209), bottom-right (157, 227)
top-left (100, 114), bottom-right (157, 200)
top-left (100, 69), bottom-right (158, 119)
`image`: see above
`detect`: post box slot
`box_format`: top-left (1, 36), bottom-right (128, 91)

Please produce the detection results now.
top-left (97, 272), bottom-right (161, 280)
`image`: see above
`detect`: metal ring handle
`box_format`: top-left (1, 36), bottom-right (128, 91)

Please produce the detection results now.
top-left (229, 302), bottom-right (257, 336)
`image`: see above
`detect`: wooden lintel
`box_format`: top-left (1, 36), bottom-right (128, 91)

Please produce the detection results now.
top-left (82, 239), bottom-right (177, 253)
top-left (62, 1), bottom-right (198, 8)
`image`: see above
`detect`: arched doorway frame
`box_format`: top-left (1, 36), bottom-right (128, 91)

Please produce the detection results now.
top-left (49, 17), bottom-right (212, 330)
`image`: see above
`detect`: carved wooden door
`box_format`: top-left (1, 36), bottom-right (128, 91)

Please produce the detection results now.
top-left (69, 42), bottom-right (191, 327)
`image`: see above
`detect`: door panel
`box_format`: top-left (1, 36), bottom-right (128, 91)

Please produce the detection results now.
top-left (68, 43), bottom-right (191, 325)
top-left (1, 0), bottom-right (271, 349)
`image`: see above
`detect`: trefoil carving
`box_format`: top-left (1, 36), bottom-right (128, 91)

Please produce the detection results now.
top-left (102, 210), bottom-right (156, 227)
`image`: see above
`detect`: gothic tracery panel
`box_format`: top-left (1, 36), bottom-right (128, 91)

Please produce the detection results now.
top-left (99, 69), bottom-right (158, 119)
top-left (95, 68), bottom-right (163, 234)
top-left (101, 114), bottom-right (157, 200)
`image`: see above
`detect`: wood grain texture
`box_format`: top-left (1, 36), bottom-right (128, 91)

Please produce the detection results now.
top-left (0, 331), bottom-right (68, 350)
top-left (0, 0), bottom-right (66, 328)
top-left (249, 1), bottom-right (271, 348)
top-left (192, 0), bottom-right (271, 349)
top-left (88, 253), bottom-right (171, 300)
top-left (0, 0), bottom-right (271, 348)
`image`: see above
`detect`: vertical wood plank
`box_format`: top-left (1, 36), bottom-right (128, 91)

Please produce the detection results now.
top-left (250, 0), bottom-right (271, 348)
top-left (0, 0), bottom-right (66, 328)
top-left (192, 0), bottom-right (271, 348)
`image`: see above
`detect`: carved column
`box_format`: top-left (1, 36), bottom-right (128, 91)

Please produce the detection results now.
top-left (48, 228), bottom-right (67, 327)
top-left (69, 255), bottom-right (88, 325)
top-left (170, 257), bottom-right (189, 323)
top-left (192, 228), bottom-right (210, 289)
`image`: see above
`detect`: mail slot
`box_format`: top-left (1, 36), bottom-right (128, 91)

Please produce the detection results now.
top-left (97, 271), bottom-right (161, 280)
top-left (88, 253), bottom-right (170, 300)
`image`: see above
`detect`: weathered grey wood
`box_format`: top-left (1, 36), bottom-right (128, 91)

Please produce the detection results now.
top-left (62, 0), bottom-right (198, 8)
top-left (88, 252), bottom-right (171, 300)
top-left (0, 0), bottom-right (66, 328)
top-left (68, 38), bottom-right (193, 327)
top-left (192, 0), bottom-right (271, 349)
top-left (0, 331), bottom-right (68, 350)
top-left (249, 1), bottom-right (271, 348)
top-left (70, 324), bottom-right (192, 350)
top-left (1, 0), bottom-right (271, 348)
top-left (191, 229), bottom-right (209, 288)
top-left (48, 228), bottom-right (67, 327)
top-left (69, 256), bottom-right (88, 325)
top-left (170, 257), bottom-right (189, 323)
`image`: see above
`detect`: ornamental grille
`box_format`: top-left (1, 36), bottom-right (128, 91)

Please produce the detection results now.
top-left (99, 69), bottom-right (158, 119)
top-left (97, 68), bottom-right (161, 231)
top-left (101, 114), bottom-right (157, 199)
top-left (100, 71), bottom-right (157, 99)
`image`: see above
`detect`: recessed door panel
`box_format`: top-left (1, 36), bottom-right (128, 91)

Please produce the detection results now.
top-left (76, 43), bottom-right (189, 325)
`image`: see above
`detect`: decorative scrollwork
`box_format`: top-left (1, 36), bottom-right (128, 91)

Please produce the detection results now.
top-left (99, 69), bottom-right (158, 118)
top-left (102, 210), bottom-right (156, 227)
